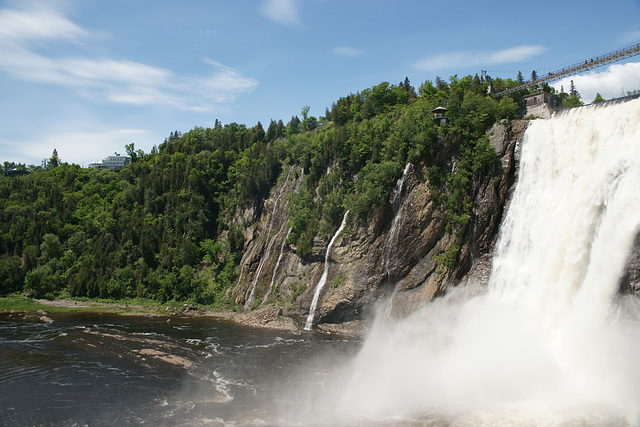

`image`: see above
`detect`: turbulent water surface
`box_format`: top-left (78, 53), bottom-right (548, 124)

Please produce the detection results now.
top-left (0, 312), bottom-right (359, 426)
top-left (4, 100), bottom-right (640, 426)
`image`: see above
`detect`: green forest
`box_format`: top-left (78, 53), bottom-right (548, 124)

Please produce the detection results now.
top-left (0, 75), bottom-right (577, 306)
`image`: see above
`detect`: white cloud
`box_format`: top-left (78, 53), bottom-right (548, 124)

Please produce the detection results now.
top-left (259, 0), bottom-right (303, 27)
top-left (552, 62), bottom-right (640, 103)
top-left (414, 45), bottom-right (547, 72)
top-left (0, 2), bottom-right (258, 112)
top-left (0, 3), bottom-right (85, 42)
top-left (331, 46), bottom-right (365, 57)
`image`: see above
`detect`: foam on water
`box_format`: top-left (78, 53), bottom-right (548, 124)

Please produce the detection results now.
top-left (325, 99), bottom-right (640, 425)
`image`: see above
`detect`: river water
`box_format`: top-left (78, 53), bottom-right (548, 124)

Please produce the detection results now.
top-left (5, 100), bottom-right (640, 426)
top-left (0, 312), bottom-right (360, 426)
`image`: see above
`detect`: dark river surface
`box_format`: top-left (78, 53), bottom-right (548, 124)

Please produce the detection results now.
top-left (0, 312), bottom-right (361, 426)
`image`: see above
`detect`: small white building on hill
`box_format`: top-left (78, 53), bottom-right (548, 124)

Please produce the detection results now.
top-left (88, 153), bottom-right (131, 171)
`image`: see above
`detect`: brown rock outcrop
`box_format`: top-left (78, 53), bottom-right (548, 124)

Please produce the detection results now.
top-left (232, 120), bottom-right (528, 332)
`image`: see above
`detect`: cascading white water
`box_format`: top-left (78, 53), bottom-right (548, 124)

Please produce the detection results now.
top-left (304, 211), bottom-right (349, 330)
top-left (383, 163), bottom-right (411, 317)
top-left (244, 166), bottom-right (296, 309)
top-left (385, 162), bottom-right (411, 279)
top-left (244, 199), bottom-right (279, 309)
top-left (261, 227), bottom-right (291, 305)
top-left (319, 99), bottom-right (640, 425)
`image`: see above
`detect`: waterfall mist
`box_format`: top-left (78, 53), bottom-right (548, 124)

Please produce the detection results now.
top-left (309, 99), bottom-right (640, 425)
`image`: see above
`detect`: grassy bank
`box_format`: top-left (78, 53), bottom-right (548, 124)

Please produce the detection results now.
top-left (0, 294), bottom-right (234, 317)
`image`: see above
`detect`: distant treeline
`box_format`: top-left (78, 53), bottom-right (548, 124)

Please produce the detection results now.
top-left (1, 74), bottom-right (543, 304)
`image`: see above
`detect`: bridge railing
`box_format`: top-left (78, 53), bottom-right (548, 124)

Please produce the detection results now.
top-left (495, 42), bottom-right (640, 97)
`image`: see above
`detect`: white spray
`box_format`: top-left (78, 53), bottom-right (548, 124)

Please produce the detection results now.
top-left (324, 99), bottom-right (640, 425)
top-left (304, 211), bottom-right (349, 330)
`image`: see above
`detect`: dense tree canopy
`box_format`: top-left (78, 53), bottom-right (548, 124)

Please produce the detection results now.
top-left (1, 75), bottom-right (526, 305)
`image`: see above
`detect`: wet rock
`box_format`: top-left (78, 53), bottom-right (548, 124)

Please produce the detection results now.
top-left (132, 348), bottom-right (193, 369)
top-left (233, 306), bottom-right (297, 331)
top-left (232, 121), bottom-right (526, 329)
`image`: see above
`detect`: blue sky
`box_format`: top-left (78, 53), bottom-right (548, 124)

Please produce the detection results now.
top-left (2, 0), bottom-right (640, 166)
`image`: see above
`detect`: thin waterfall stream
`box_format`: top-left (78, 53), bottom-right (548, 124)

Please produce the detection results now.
top-left (383, 162), bottom-right (411, 316)
top-left (244, 166), bottom-right (295, 309)
top-left (304, 211), bottom-right (349, 330)
top-left (261, 227), bottom-right (292, 306)
top-left (244, 199), bottom-right (280, 309)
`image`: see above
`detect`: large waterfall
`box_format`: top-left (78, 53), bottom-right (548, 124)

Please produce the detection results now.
top-left (319, 99), bottom-right (640, 425)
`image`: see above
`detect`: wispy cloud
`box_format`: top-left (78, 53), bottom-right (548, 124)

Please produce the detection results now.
top-left (552, 62), bottom-right (640, 102)
top-left (0, 2), bottom-right (85, 42)
top-left (331, 46), bottom-right (365, 57)
top-left (259, 0), bottom-right (303, 28)
top-left (621, 29), bottom-right (640, 43)
top-left (414, 45), bottom-right (547, 72)
top-left (0, 2), bottom-right (258, 112)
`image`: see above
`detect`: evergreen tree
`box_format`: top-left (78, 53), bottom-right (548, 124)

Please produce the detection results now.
top-left (472, 74), bottom-right (482, 94)
top-left (569, 80), bottom-right (580, 98)
top-left (49, 149), bottom-right (60, 168)
top-left (435, 76), bottom-right (448, 91)
top-left (562, 80), bottom-right (583, 108)
top-left (0, 73), bottom-right (523, 303)
top-left (254, 121), bottom-right (265, 142)
top-left (276, 119), bottom-right (286, 138)
top-left (265, 119), bottom-right (277, 141)
top-left (287, 116), bottom-right (300, 135)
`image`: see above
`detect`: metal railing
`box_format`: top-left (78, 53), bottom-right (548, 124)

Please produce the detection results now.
top-left (495, 42), bottom-right (640, 97)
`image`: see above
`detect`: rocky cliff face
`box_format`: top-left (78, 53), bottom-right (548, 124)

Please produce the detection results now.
top-left (232, 120), bottom-right (529, 332)
top-left (621, 233), bottom-right (640, 296)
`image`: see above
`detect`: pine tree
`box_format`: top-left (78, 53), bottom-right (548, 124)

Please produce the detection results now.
top-left (472, 74), bottom-right (482, 94)
top-left (562, 80), bottom-right (583, 108)
top-left (49, 149), bottom-right (60, 168)
top-left (569, 80), bottom-right (579, 98)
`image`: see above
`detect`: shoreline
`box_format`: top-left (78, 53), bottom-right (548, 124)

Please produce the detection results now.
top-left (0, 296), bottom-right (367, 337)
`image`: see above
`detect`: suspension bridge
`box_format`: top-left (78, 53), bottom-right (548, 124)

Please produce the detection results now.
top-left (494, 42), bottom-right (640, 97)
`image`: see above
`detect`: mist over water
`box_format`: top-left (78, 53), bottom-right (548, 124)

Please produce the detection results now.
top-left (5, 101), bottom-right (640, 426)
top-left (317, 100), bottom-right (640, 425)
